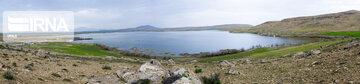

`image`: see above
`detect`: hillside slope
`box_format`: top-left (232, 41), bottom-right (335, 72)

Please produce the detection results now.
top-left (244, 10), bottom-right (360, 35)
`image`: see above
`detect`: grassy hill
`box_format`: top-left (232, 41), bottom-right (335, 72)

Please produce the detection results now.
top-left (232, 10), bottom-right (360, 36)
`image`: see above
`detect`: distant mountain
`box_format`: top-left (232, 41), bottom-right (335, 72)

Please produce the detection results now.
top-left (162, 24), bottom-right (252, 31)
top-left (115, 24), bottom-right (252, 32)
top-left (244, 10), bottom-right (360, 35)
top-left (75, 24), bottom-right (252, 33)
top-left (135, 25), bottom-right (160, 29)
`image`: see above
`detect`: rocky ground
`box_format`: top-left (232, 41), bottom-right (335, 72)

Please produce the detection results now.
top-left (1, 39), bottom-right (360, 84)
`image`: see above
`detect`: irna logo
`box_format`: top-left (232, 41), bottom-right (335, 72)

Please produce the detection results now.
top-left (3, 11), bottom-right (74, 42)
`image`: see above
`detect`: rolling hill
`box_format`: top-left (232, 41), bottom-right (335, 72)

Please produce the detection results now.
top-left (236, 10), bottom-right (360, 35)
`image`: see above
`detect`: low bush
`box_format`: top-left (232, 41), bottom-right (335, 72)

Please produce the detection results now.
top-left (3, 70), bottom-right (14, 80)
top-left (51, 73), bottom-right (61, 77)
top-left (132, 79), bottom-right (150, 84)
top-left (102, 65), bottom-right (111, 70)
top-left (201, 73), bottom-right (221, 84)
top-left (195, 69), bottom-right (202, 73)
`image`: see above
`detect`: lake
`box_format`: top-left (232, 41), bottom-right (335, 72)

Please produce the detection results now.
top-left (74, 30), bottom-right (317, 55)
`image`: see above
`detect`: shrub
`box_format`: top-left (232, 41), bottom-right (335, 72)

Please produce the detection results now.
top-left (38, 78), bottom-right (44, 81)
top-left (163, 75), bottom-right (182, 84)
top-left (72, 64), bottom-right (78, 67)
top-left (102, 65), bottom-right (111, 70)
top-left (63, 78), bottom-right (72, 82)
top-left (201, 73), bottom-right (221, 84)
top-left (3, 70), bottom-right (14, 80)
top-left (195, 69), bottom-right (202, 73)
top-left (24, 63), bottom-right (34, 71)
top-left (120, 77), bottom-right (127, 83)
top-left (51, 73), bottom-right (61, 77)
top-left (132, 79), bottom-right (150, 84)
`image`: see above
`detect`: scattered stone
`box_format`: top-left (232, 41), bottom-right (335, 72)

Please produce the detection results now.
top-left (218, 60), bottom-right (235, 67)
top-left (259, 59), bottom-right (268, 63)
top-left (244, 59), bottom-right (251, 64)
top-left (115, 70), bottom-right (135, 78)
top-left (191, 60), bottom-right (198, 63)
top-left (167, 59), bottom-right (176, 66)
top-left (0, 61), bottom-right (5, 69)
top-left (24, 63), bottom-right (34, 71)
top-left (61, 68), bottom-right (69, 72)
top-left (281, 54), bottom-right (291, 58)
top-left (309, 49), bottom-right (321, 55)
top-left (293, 52), bottom-right (305, 57)
top-left (88, 75), bottom-right (123, 84)
top-left (226, 69), bottom-right (239, 75)
top-left (105, 56), bottom-right (116, 60)
top-left (32, 50), bottom-right (49, 58)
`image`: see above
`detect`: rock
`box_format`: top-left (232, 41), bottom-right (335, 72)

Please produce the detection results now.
top-left (244, 59), bottom-right (251, 64)
top-left (309, 49), bottom-right (321, 55)
top-left (281, 54), bottom-right (291, 58)
top-left (0, 61), bottom-right (5, 69)
top-left (49, 57), bottom-right (60, 62)
top-left (293, 52), bottom-right (305, 57)
top-left (172, 77), bottom-right (192, 84)
top-left (138, 59), bottom-right (163, 72)
top-left (259, 59), bottom-right (267, 63)
top-left (191, 60), bottom-right (198, 63)
top-left (32, 50), bottom-right (49, 58)
top-left (115, 70), bottom-right (135, 78)
top-left (87, 75), bottom-right (123, 84)
top-left (226, 69), bottom-right (239, 75)
top-left (167, 59), bottom-right (176, 66)
top-left (105, 56), bottom-right (116, 60)
top-left (169, 68), bottom-right (202, 84)
top-left (218, 60), bottom-right (235, 67)
top-left (116, 59), bottom-right (168, 84)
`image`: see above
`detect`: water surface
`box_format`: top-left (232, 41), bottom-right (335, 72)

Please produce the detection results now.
top-left (74, 30), bottom-right (317, 55)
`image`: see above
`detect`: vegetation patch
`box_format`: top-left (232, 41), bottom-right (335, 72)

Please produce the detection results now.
top-left (199, 48), bottom-right (270, 62)
top-left (51, 73), bottom-right (61, 77)
top-left (195, 69), bottom-right (202, 73)
top-left (201, 73), bottom-right (221, 84)
top-left (248, 39), bottom-right (350, 58)
top-left (3, 70), bottom-right (14, 80)
top-left (321, 31), bottom-right (360, 37)
top-left (24, 42), bottom-right (126, 58)
top-left (102, 65), bottom-right (112, 70)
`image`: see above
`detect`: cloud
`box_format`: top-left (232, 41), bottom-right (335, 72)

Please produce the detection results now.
top-left (0, 0), bottom-right (360, 30)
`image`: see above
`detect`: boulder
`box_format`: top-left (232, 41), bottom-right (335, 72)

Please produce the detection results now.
top-left (168, 68), bottom-right (202, 84)
top-left (226, 69), bottom-right (239, 75)
top-left (218, 60), bottom-right (235, 67)
top-left (309, 49), bottom-right (321, 55)
top-left (116, 59), bottom-right (168, 84)
top-left (167, 59), bottom-right (176, 66)
top-left (138, 59), bottom-right (163, 72)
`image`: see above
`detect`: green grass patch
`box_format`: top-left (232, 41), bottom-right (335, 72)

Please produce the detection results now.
top-left (199, 38), bottom-right (351, 61)
top-left (24, 42), bottom-right (127, 58)
top-left (321, 31), bottom-right (360, 37)
top-left (248, 39), bottom-right (350, 58)
top-left (199, 48), bottom-right (270, 62)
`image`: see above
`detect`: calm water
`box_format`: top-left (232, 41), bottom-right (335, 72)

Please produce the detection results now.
top-left (74, 30), bottom-right (317, 55)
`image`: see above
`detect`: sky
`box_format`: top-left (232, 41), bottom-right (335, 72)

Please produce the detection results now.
top-left (0, 0), bottom-right (360, 30)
